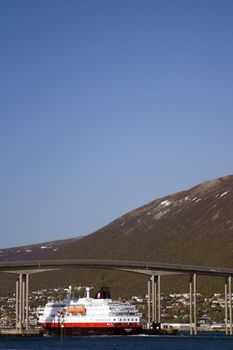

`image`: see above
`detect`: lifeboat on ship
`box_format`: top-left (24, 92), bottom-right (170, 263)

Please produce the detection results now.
top-left (67, 306), bottom-right (86, 314)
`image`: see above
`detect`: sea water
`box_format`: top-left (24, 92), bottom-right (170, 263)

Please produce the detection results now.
top-left (0, 335), bottom-right (233, 350)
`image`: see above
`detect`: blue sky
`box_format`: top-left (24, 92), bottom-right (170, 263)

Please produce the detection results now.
top-left (1, 0), bottom-right (233, 248)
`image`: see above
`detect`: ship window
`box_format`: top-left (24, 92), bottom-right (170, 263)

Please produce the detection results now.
top-left (120, 319), bottom-right (122, 321)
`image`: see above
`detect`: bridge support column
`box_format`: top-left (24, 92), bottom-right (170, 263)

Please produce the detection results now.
top-left (157, 275), bottom-right (161, 323)
top-left (229, 276), bottom-right (232, 335)
top-left (152, 275), bottom-right (156, 323)
top-left (225, 276), bottom-right (233, 335)
top-left (26, 274), bottom-right (29, 330)
top-left (15, 278), bottom-right (19, 329)
top-left (189, 273), bottom-right (197, 335)
top-left (147, 278), bottom-right (151, 328)
top-left (225, 277), bottom-right (228, 335)
top-left (147, 275), bottom-right (161, 328)
top-left (15, 273), bottom-right (29, 331)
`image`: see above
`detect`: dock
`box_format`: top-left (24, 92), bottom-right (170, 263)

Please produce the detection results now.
top-left (0, 328), bottom-right (45, 337)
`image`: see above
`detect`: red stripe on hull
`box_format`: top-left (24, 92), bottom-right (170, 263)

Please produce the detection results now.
top-left (40, 322), bottom-right (142, 329)
top-left (39, 322), bottom-right (142, 336)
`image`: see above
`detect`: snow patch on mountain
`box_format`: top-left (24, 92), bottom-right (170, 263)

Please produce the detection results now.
top-left (159, 200), bottom-right (172, 207)
top-left (220, 191), bottom-right (229, 197)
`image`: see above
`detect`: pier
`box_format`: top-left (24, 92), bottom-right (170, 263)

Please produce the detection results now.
top-left (1, 259), bottom-right (233, 335)
top-left (0, 329), bottom-right (45, 337)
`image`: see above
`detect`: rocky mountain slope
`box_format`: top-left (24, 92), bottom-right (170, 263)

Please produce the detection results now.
top-left (1, 175), bottom-right (233, 296)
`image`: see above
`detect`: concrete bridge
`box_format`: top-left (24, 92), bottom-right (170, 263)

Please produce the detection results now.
top-left (1, 259), bottom-right (233, 335)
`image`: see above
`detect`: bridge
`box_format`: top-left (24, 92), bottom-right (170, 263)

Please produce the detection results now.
top-left (1, 259), bottom-right (233, 335)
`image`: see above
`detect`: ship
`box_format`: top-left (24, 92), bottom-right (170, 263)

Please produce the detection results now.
top-left (38, 286), bottom-right (143, 336)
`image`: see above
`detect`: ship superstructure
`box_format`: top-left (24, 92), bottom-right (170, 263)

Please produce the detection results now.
top-left (38, 287), bottom-right (142, 335)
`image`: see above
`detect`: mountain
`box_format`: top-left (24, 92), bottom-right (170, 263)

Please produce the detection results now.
top-left (1, 175), bottom-right (233, 296)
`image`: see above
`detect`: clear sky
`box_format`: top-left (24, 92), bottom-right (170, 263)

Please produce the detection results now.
top-left (1, 0), bottom-right (233, 249)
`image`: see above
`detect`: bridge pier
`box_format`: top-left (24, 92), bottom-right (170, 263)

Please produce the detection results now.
top-left (147, 275), bottom-right (161, 328)
top-left (15, 273), bottom-right (29, 331)
top-left (147, 278), bottom-right (151, 327)
top-left (225, 276), bottom-right (233, 335)
top-left (189, 273), bottom-right (197, 335)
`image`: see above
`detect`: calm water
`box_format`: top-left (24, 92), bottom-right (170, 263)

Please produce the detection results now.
top-left (1, 335), bottom-right (233, 350)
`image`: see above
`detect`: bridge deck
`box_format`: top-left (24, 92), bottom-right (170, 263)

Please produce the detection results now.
top-left (0, 259), bottom-right (233, 277)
